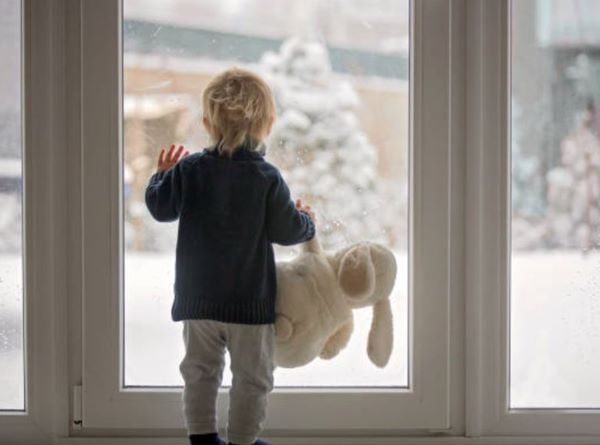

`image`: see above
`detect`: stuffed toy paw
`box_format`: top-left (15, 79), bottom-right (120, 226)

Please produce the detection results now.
top-left (273, 235), bottom-right (397, 368)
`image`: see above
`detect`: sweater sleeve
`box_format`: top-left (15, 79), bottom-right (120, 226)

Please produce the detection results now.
top-left (145, 163), bottom-right (184, 222)
top-left (266, 171), bottom-right (315, 246)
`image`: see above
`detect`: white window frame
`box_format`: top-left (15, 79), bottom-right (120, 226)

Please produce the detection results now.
top-left (18, 0), bottom-right (600, 443)
top-left (0, 1), bottom-right (72, 444)
top-left (466, 0), bottom-right (600, 438)
top-left (78, 0), bottom-right (460, 435)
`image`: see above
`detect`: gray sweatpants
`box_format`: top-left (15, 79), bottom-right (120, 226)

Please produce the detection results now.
top-left (179, 319), bottom-right (275, 445)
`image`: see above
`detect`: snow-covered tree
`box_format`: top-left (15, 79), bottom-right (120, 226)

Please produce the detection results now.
top-left (260, 38), bottom-right (405, 250)
top-left (546, 109), bottom-right (600, 250)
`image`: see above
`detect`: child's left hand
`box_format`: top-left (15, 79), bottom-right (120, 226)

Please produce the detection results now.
top-left (157, 144), bottom-right (189, 173)
top-left (296, 199), bottom-right (317, 223)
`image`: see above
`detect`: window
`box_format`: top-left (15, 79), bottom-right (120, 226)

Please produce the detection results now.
top-left (470, 0), bottom-right (600, 436)
top-left (6, 0), bottom-right (600, 442)
top-left (122, 0), bottom-right (410, 388)
top-left (81, 0), bottom-right (454, 431)
top-left (511, 0), bottom-right (600, 409)
top-left (0, 0), bottom-right (23, 412)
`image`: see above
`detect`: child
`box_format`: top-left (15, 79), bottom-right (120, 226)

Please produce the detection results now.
top-left (145, 68), bottom-right (316, 445)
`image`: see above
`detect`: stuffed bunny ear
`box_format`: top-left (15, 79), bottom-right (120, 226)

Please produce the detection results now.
top-left (338, 244), bottom-right (376, 304)
top-left (367, 298), bottom-right (393, 368)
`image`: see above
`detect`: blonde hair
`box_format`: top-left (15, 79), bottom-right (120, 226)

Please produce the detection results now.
top-left (202, 68), bottom-right (276, 157)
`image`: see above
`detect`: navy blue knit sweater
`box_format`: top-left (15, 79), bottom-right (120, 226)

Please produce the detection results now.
top-left (145, 144), bottom-right (315, 324)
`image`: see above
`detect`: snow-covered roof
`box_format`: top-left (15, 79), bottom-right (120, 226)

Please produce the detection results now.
top-left (124, 20), bottom-right (408, 80)
top-left (124, 0), bottom-right (409, 53)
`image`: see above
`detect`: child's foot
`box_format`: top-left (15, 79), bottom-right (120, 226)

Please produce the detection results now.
top-left (189, 433), bottom-right (227, 445)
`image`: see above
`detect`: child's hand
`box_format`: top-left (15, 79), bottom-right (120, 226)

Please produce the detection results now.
top-left (296, 199), bottom-right (317, 223)
top-left (157, 144), bottom-right (189, 173)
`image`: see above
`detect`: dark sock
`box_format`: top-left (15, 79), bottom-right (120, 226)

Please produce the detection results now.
top-left (190, 433), bottom-right (222, 445)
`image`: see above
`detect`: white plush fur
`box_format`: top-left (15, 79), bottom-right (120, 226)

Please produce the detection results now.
top-left (273, 235), bottom-right (397, 368)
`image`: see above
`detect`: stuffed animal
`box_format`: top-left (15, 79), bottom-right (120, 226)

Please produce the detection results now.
top-left (273, 235), bottom-right (397, 368)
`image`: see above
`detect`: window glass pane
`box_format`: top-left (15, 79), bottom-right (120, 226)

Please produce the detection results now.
top-left (123, 0), bottom-right (409, 387)
top-left (0, 0), bottom-right (23, 411)
top-left (511, 0), bottom-right (600, 408)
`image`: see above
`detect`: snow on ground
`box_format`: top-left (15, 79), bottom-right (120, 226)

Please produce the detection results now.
top-left (123, 252), bottom-right (409, 388)
top-left (511, 250), bottom-right (600, 407)
top-left (0, 254), bottom-right (24, 410)
top-left (4, 251), bottom-right (600, 408)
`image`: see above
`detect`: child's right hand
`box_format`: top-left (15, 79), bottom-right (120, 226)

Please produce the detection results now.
top-left (157, 144), bottom-right (189, 173)
top-left (296, 199), bottom-right (317, 223)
